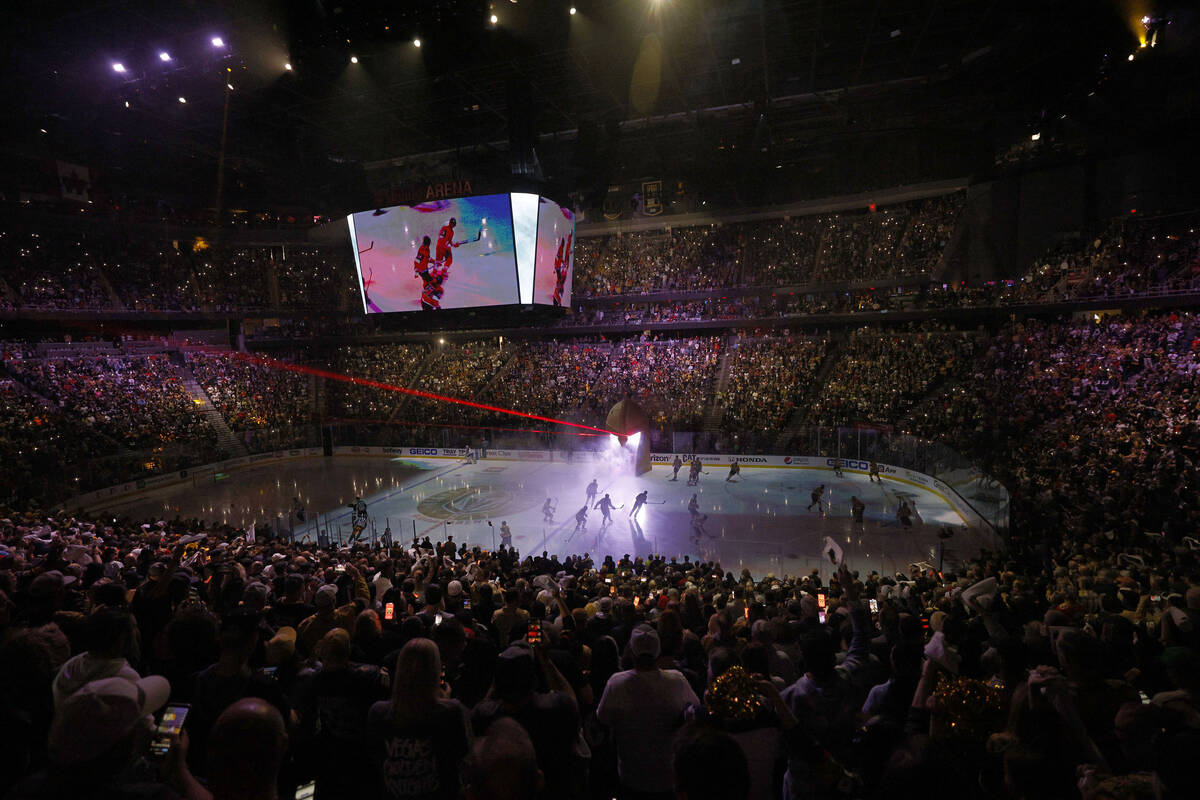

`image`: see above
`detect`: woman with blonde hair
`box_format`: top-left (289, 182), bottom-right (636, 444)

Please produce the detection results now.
top-left (366, 638), bottom-right (470, 800)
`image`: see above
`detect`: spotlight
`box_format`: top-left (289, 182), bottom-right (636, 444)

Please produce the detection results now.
top-left (39, 128), bottom-right (47, 134)
top-left (124, 100), bottom-right (130, 108)
top-left (570, 6), bottom-right (577, 14)
top-left (226, 83), bottom-right (234, 90)
top-left (1031, 132), bottom-right (1041, 141)
top-left (211, 37), bottom-right (225, 48)
top-left (178, 96), bottom-right (186, 103)
top-left (111, 62), bottom-right (126, 73)
top-left (350, 55), bottom-right (358, 63)
top-left (159, 52), bottom-right (172, 62)
top-left (413, 38), bottom-right (421, 47)
top-left (490, 14), bottom-right (498, 23)
top-left (284, 62), bottom-right (292, 71)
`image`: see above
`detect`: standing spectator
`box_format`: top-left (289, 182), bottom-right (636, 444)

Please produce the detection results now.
top-left (596, 625), bottom-right (699, 799)
top-left (366, 638), bottom-right (471, 800)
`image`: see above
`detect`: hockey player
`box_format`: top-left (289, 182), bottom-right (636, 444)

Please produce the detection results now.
top-left (436, 217), bottom-right (461, 269)
top-left (670, 455), bottom-right (683, 481)
top-left (552, 235), bottom-right (572, 306)
top-left (726, 459), bottom-right (741, 482)
top-left (833, 457), bottom-right (844, 478)
top-left (420, 265), bottom-right (448, 311)
top-left (500, 521), bottom-right (513, 548)
top-left (687, 457), bottom-right (703, 486)
top-left (542, 498), bottom-right (555, 523)
top-left (594, 493), bottom-right (618, 526)
top-left (808, 484), bottom-right (825, 515)
top-left (573, 505), bottom-right (589, 533)
top-left (585, 478), bottom-right (599, 505)
top-left (851, 496), bottom-right (865, 524)
top-left (413, 236), bottom-right (434, 281)
top-left (868, 459), bottom-right (881, 483)
top-left (629, 490), bottom-right (649, 519)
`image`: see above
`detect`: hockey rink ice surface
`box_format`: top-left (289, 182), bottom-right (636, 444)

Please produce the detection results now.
top-left (116, 455), bottom-right (996, 579)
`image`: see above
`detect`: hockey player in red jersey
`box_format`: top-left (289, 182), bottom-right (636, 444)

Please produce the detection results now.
top-left (413, 235), bottom-right (434, 281)
top-left (420, 265), bottom-right (448, 311)
top-left (436, 218), bottom-right (460, 269)
top-left (552, 239), bottom-right (567, 306)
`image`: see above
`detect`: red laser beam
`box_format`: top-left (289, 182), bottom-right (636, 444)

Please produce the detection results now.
top-left (325, 417), bottom-right (607, 437)
top-left (227, 350), bottom-right (621, 436)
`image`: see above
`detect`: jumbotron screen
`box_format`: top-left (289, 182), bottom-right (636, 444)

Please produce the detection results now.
top-left (347, 193), bottom-right (574, 313)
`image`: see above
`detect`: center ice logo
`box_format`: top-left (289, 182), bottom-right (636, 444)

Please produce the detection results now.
top-left (417, 485), bottom-right (540, 521)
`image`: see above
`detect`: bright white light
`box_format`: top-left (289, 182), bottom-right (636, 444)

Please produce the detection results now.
top-left (39, 128), bottom-right (47, 134)
top-left (159, 52), bottom-right (171, 62)
top-left (490, 14), bottom-right (498, 23)
top-left (628, 431), bottom-right (642, 447)
top-left (413, 38), bottom-right (421, 47)
top-left (284, 62), bottom-right (293, 71)
top-left (570, 7), bottom-right (577, 15)
top-left (1031, 132), bottom-right (1041, 141)
top-left (211, 37), bottom-right (224, 48)
top-left (112, 62), bottom-right (126, 73)
top-left (438, 337), bottom-right (445, 344)
top-left (178, 96), bottom-right (187, 103)
top-left (124, 100), bottom-right (130, 108)
top-left (350, 55), bottom-right (358, 63)
top-left (226, 83), bottom-right (234, 90)
top-left (1128, 53), bottom-right (1135, 61)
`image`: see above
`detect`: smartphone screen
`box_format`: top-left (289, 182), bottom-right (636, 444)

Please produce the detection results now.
top-left (463, 598), bottom-right (471, 610)
top-left (817, 593), bottom-right (827, 609)
top-left (818, 610), bottom-right (827, 624)
top-left (527, 622), bottom-right (542, 645)
top-left (295, 781), bottom-right (316, 800)
top-left (384, 602), bottom-right (395, 621)
top-left (869, 598), bottom-right (879, 613)
top-left (150, 704), bottom-right (190, 757)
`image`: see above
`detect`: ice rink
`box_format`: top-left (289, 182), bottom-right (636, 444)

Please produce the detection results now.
top-left (108, 452), bottom-right (999, 579)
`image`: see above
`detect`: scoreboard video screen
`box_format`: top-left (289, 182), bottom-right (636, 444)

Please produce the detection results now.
top-left (347, 193), bottom-right (574, 314)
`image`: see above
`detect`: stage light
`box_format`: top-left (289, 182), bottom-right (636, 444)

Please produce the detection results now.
top-left (178, 96), bottom-right (186, 103)
top-left (570, 7), bottom-right (577, 14)
top-left (490, 14), bottom-right (498, 24)
top-left (1128, 53), bottom-right (1135, 61)
top-left (350, 55), bottom-right (358, 63)
top-left (226, 83), bottom-right (234, 90)
top-left (628, 431), bottom-right (642, 447)
top-left (159, 51), bottom-right (171, 62)
top-left (124, 100), bottom-right (130, 108)
top-left (284, 62), bottom-right (292, 70)
top-left (112, 62), bottom-right (126, 73)
top-left (413, 38), bottom-right (421, 47)
top-left (1031, 132), bottom-right (1041, 141)
top-left (211, 37), bottom-right (224, 48)
top-left (39, 128), bottom-right (46, 134)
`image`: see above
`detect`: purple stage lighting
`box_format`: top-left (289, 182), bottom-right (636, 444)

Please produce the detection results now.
top-left (112, 62), bottom-right (126, 73)
top-left (211, 36), bottom-right (225, 48)
top-left (158, 51), bottom-right (171, 62)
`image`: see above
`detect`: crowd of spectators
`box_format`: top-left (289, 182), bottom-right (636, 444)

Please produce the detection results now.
top-left (186, 352), bottom-right (313, 431)
top-left (720, 336), bottom-right (828, 445)
top-left (0, 502), bottom-right (1196, 800)
top-left (810, 328), bottom-right (979, 428)
top-left (918, 312), bottom-right (1200, 543)
top-left (0, 227), bottom-right (113, 311)
top-left (5, 354), bottom-right (215, 451)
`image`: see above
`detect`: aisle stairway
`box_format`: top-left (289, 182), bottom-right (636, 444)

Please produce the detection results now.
top-left (701, 333), bottom-right (738, 432)
top-left (774, 339), bottom-right (842, 450)
top-left (179, 365), bottom-right (248, 457)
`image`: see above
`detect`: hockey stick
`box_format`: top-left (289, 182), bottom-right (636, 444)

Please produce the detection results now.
top-left (453, 230), bottom-right (484, 246)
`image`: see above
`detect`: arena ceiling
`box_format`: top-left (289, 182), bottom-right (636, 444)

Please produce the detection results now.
top-left (1, 1), bottom-right (1193, 206)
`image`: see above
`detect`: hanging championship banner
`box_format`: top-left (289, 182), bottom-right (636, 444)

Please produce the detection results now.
top-left (642, 179), bottom-right (663, 216)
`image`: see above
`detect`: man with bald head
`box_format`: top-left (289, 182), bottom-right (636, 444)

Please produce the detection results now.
top-left (207, 698), bottom-right (288, 800)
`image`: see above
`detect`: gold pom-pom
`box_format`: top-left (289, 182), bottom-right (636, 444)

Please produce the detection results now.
top-left (705, 666), bottom-right (765, 721)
